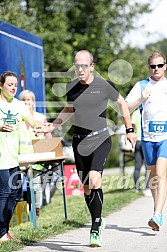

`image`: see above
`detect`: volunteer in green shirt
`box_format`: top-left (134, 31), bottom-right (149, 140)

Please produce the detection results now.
top-left (0, 71), bottom-right (45, 243)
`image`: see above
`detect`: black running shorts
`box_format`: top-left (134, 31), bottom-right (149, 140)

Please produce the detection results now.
top-left (72, 132), bottom-right (111, 185)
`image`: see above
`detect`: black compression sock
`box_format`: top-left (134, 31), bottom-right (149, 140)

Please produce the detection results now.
top-left (88, 188), bottom-right (103, 232)
top-left (84, 193), bottom-right (91, 213)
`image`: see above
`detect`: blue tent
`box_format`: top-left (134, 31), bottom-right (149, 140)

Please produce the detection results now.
top-left (0, 20), bottom-right (46, 113)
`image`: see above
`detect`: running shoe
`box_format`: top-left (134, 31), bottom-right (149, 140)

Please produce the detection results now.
top-left (148, 213), bottom-right (164, 231)
top-left (89, 231), bottom-right (101, 247)
top-left (89, 218), bottom-right (106, 247)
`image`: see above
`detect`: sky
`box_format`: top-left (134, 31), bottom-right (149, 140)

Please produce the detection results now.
top-left (123, 0), bottom-right (167, 48)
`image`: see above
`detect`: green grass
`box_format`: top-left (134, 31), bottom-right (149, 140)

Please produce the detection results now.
top-left (0, 173), bottom-right (143, 252)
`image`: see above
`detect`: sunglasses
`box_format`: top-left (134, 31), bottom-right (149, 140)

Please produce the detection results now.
top-left (149, 64), bottom-right (165, 69)
top-left (73, 63), bottom-right (92, 69)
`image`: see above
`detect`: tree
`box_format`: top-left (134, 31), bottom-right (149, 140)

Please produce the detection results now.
top-left (65, 0), bottom-right (152, 73)
top-left (0, 0), bottom-right (153, 73)
top-left (0, 0), bottom-right (153, 120)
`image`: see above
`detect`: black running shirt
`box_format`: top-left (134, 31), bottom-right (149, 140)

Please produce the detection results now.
top-left (66, 77), bottom-right (119, 135)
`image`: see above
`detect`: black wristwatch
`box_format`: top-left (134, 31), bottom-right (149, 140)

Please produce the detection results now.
top-left (126, 127), bottom-right (134, 134)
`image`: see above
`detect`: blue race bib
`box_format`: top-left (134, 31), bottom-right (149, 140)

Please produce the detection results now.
top-left (149, 121), bottom-right (167, 133)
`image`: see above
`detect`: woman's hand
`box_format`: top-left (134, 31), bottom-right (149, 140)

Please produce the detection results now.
top-left (34, 123), bottom-right (55, 134)
top-left (0, 124), bottom-right (13, 132)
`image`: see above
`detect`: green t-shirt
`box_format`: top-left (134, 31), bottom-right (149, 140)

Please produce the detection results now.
top-left (0, 98), bottom-right (30, 169)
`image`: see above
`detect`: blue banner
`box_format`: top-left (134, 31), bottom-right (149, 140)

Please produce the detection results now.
top-left (0, 20), bottom-right (46, 113)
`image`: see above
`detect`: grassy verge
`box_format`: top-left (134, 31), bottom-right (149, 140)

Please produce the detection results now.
top-left (0, 172), bottom-right (143, 252)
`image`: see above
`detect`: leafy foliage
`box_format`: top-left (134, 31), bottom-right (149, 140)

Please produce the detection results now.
top-left (0, 0), bottom-right (152, 80)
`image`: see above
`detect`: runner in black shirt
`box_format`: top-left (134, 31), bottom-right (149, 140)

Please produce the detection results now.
top-left (37, 50), bottom-right (136, 247)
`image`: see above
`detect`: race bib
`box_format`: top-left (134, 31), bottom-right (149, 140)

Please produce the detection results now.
top-left (149, 121), bottom-right (167, 133)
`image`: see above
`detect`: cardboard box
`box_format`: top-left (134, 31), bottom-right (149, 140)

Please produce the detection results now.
top-left (32, 137), bottom-right (63, 157)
